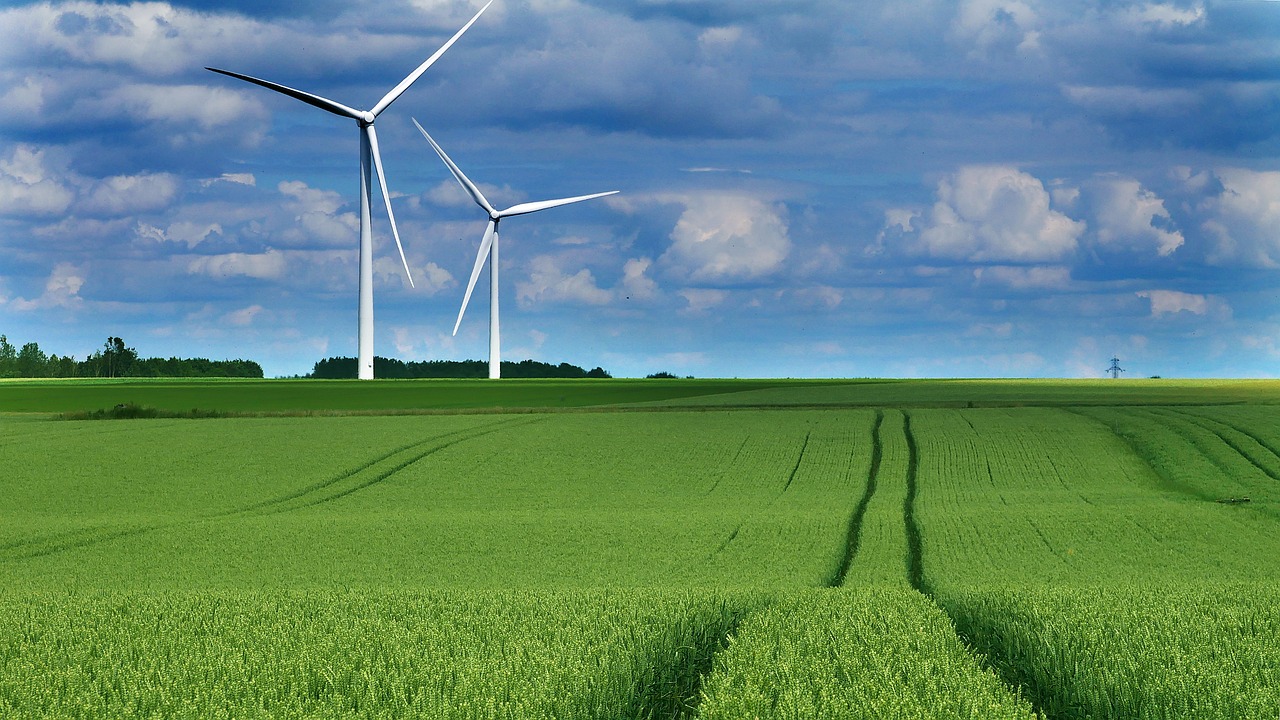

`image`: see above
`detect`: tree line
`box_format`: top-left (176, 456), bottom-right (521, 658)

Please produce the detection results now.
top-left (308, 356), bottom-right (611, 379)
top-left (0, 335), bottom-right (264, 378)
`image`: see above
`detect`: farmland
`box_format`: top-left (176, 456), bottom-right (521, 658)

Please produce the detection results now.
top-left (2, 378), bottom-right (1280, 718)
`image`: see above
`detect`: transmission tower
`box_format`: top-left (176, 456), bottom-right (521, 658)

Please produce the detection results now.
top-left (1107, 356), bottom-right (1125, 379)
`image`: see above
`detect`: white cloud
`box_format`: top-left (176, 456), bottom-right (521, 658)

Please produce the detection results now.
top-left (679, 288), bottom-right (727, 314)
top-left (223, 304), bottom-right (264, 326)
top-left (373, 257), bottom-right (455, 295)
top-left (906, 166), bottom-right (1085, 262)
top-left (0, 75), bottom-right (45, 117)
top-left (619, 257), bottom-right (657, 300)
top-left (100, 84), bottom-right (265, 131)
top-left (1085, 175), bottom-right (1183, 256)
top-left (201, 173), bottom-right (256, 188)
top-left (1120, 3), bottom-right (1206, 29)
top-left (416, 261), bottom-right (456, 296)
top-left (0, 145), bottom-right (74, 216)
top-left (1062, 85), bottom-right (1200, 115)
top-left (973, 265), bottom-right (1071, 290)
top-left (659, 194), bottom-right (791, 282)
top-left (165, 221), bottom-right (223, 248)
top-left (278, 180), bottom-right (359, 247)
top-left (424, 178), bottom-right (518, 210)
top-left (952, 0), bottom-right (1042, 55)
top-left (10, 262), bottom-right (87, 311)
top-left (516, 255), bottom-right (612, 307)
top-left (794, 285), bottom-right (843, 309)
top-left (1200, 168), bottom-right (1280, 267)
top-left (188, 249), bottom-right (287, 280)
top-left (1137, 289), bottom-right (1226, 318)
top-left (81, 172), bottom-right (179, 215)
top-left (0, 2), bottom-right (266, 77)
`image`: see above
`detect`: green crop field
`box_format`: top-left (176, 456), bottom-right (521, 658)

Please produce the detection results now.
top-left (2, 378), bottom-right (1280, 718)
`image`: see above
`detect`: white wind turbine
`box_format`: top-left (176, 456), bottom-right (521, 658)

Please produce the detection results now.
top-left (206, 1), bottom-right (491, 380)
top-left (412, 118), bottom-right (618, 379)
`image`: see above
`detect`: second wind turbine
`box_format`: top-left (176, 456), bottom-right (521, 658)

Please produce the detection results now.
top-left (413, 119), bottom-right (618, 379)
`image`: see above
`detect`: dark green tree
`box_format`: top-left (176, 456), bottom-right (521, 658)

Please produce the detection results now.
top-left (0, 335), bottom-right (16, 378)
top-left (16, 342), bottom-right (48, 377)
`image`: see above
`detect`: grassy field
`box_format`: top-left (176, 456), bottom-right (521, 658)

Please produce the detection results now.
top-left (3, 376), bottom-right (1280, 415)
top-left (2, 378), bottom-right (1280, 717)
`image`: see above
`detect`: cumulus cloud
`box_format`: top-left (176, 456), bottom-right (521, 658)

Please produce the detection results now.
top-left (659, 194), bottom-right (791, 282)
top-left (101, 84), bottom-right (266, 131)
top-left (80, 172), bottom-right (179, 215)
top-left (278, 180), bottom-right (359, 247)
top-left (9, 262), bottom-right (87, 311)
top-left (1062, 85), bottom-right (1201, 116)
top-left (424, 178), bottom-right (519, 210)
top-left (0, 2), bottom-right (262, 76)
top-left (516, 255), bottom-right (612, 307)
top-left (0, 75), bottom-right (45, 118)
top-left (899, 166), bottom-right (1085, 263)
top-left (373, 257), bottom-right (455, 295)
top-left (0, 145), bottom-right (74, 216)
top-left (134, 220), bottom-right (222, 248)
top-left (188, 249), bottom-right (287, 280)
top-left (619, 257), bottom-right (658, 300)
top-left (1084, 175), bottom-right (1183, 256)
top-left (1200, 168), bottom-right (1280, 267)
top-left (201, 173), bottom-right (255, 188)
top-left (973, 265), bottom-right (1072, 290)
top-left (678, 288), bottom-right (727, 314)
top-left (1137, 289), bottom-right (1227, 319)
top-left (951, 0), bottom-right (1043, 56)
top-left (793, 285), bottom-right (843, 310)
top-left (223, 304), bottom-right (264, 326)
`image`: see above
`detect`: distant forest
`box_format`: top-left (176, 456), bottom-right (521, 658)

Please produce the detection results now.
top-left (0, 335), bottom-right (264, 378)
top-left (309, 356), bottom-right (612, 379)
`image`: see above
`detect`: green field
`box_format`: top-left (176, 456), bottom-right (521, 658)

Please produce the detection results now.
top-left (3, 379), bottom-right (1280, 718)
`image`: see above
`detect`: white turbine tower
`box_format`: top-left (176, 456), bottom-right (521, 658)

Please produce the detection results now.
top-left (206, 2), bottom-right (491, 380)
top-left (412, 119), bottom-right (618, 379)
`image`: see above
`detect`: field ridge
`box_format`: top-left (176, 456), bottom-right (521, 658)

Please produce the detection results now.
top-left (830, 410), bottom-right (884, 587)
top-left (903, 412), bottom-right (925, 593)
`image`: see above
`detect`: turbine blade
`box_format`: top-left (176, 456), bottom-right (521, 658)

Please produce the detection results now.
top-left (454, 220), bottom-right (495, 336)
top-left (370, 0), bottom-right (493, 117)
top-left (205, 67), bottom-right (364, 120)
top-left (366, 124), bottom-right (414, 288)
top-left (499, 190), bottom-right (619, 218)
top-left (412, 118), bottom-right (496, 216)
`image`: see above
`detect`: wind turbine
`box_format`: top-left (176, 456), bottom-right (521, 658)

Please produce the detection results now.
top-left (412, 118), bottom-right (618, 379)
top-left (205, 2), bottom-right (492, 380)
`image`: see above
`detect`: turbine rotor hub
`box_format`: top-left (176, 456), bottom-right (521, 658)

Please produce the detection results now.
top-left (358, 110), bottom-right (376, 126)
top-left (490, 210), bottom-right (500, 221)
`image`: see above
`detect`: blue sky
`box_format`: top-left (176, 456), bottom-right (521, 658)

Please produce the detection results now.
top-left (1, 0), bottom-right (1278, 378)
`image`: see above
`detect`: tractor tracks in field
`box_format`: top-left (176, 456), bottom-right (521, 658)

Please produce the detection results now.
top-left (902, 413), bottom-right (925, 593)
top-left (827, 409), bottom-right (924, 592)
top-left (1149, 408), bottom-right (1280, 485)
top-left (830, 410), bottom-right (884, 587)
top-left (234, 416), bottom-right (542, 515)
top-left (0, 417), bottom-right (537, 562)
top-left (705, 430), bottom-right (813, 563)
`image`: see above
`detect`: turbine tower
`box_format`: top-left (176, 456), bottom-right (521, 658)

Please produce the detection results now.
top-left (412, 119), bottom-right (618, 379)
top-left (205, 1), bottom-right (491, 379)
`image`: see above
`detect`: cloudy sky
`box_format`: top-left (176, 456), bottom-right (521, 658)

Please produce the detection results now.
top-left (1, 0), bottom-right (1278, 378)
